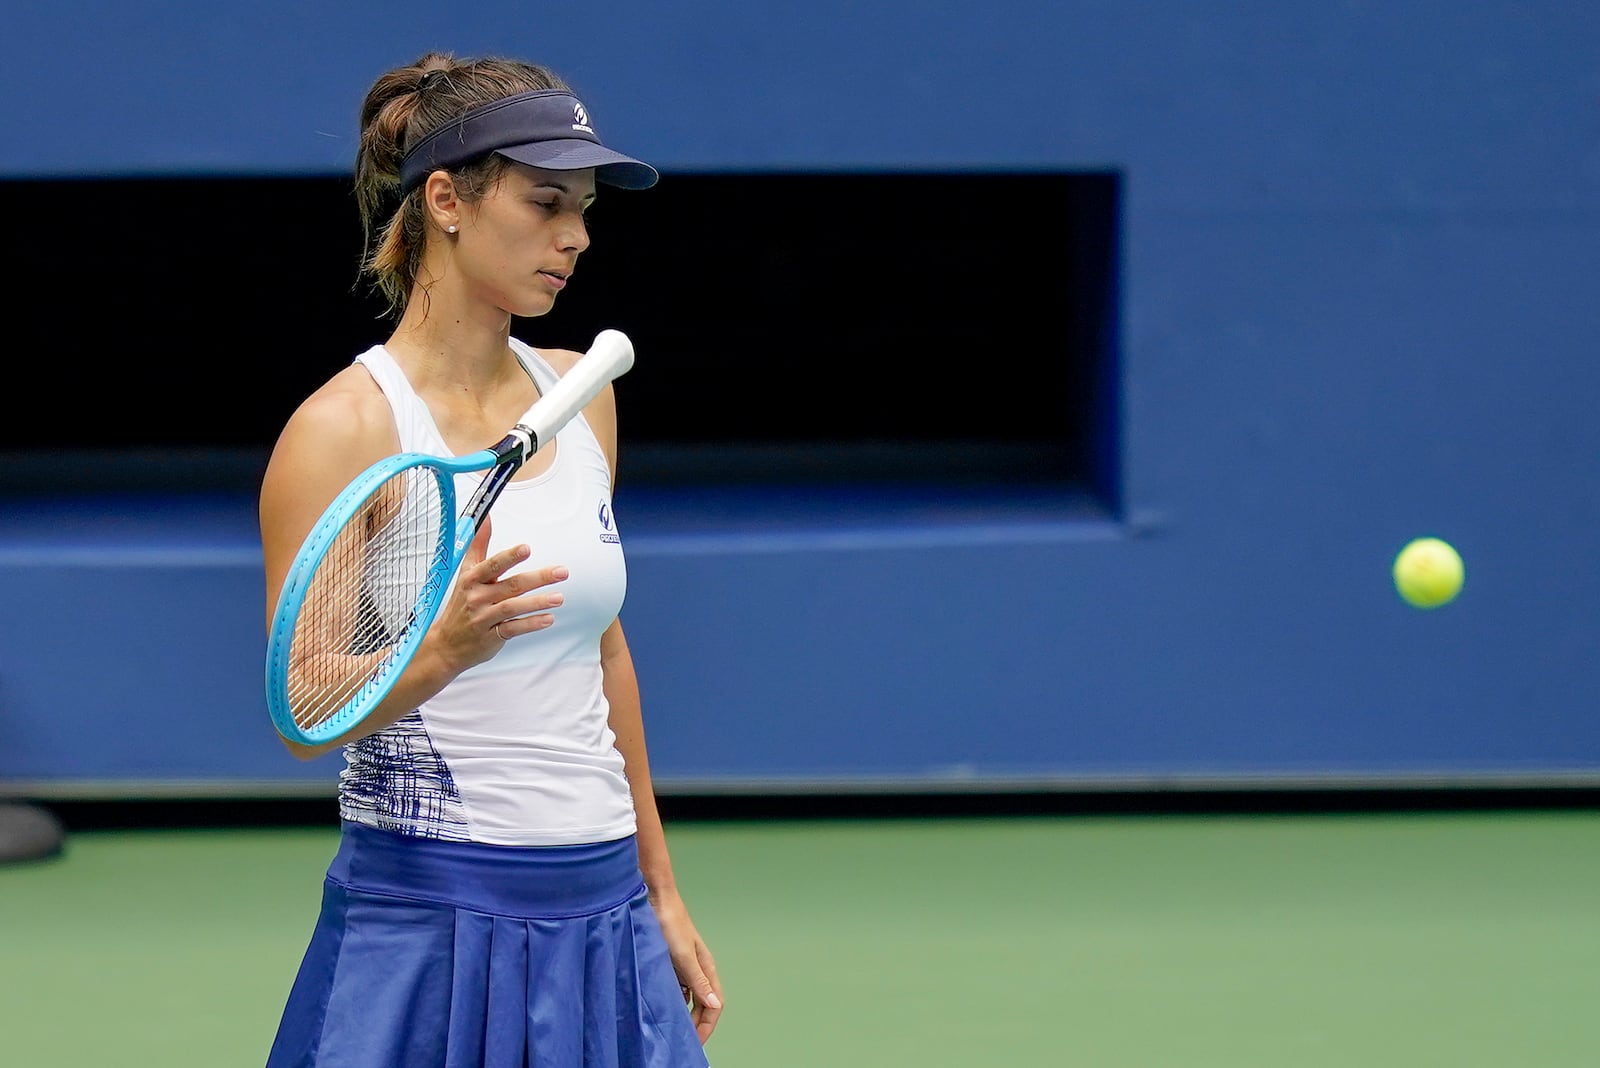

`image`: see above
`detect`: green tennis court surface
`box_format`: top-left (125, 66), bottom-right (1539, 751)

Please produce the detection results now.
top-left (3, 810), bottom-right (1598, 1066)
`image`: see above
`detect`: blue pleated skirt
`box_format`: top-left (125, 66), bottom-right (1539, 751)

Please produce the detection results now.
top-left (267, 821), bottom-right (711, 1068)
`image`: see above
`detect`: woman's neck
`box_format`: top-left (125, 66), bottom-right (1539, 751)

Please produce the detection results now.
top-left (387, 295), bottom-right (515, 394)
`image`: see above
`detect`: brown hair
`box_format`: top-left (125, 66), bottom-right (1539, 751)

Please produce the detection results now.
top-left (352, 52), bottom-right (571, 316)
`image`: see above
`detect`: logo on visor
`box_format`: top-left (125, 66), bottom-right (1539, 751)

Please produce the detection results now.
top-left (572, 102), bottom-right (594, 135)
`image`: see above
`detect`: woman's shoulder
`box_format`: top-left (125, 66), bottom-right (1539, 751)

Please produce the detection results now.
top-left (275, 360), bottom-right (398, 461)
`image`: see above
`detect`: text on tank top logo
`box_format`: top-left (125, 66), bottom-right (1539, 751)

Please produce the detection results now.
top-left (598, 499), bottom-right (620, 544)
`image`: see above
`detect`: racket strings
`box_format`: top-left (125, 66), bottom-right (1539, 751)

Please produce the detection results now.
top-left (284, 467), bottom-right (448, 731)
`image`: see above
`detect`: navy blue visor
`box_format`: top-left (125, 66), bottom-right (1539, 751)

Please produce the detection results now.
top-left (398, 88), bottom-right (658, 197)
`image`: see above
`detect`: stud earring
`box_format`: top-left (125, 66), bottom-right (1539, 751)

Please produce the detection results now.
top-left (446, 225), bottom-right (457, 233)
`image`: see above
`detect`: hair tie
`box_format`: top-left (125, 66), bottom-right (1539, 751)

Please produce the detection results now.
top-left (418, 69), bottom-right (448, 91)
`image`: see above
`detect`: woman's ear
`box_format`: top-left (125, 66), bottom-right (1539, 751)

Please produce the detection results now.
top-left (422, 171), bottom-right (461, 234)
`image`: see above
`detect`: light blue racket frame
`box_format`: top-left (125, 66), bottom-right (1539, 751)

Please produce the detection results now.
top-left (263, 448), bottom-right (502, 746)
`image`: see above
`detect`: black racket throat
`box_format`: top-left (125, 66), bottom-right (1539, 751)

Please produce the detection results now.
top-left (493, 426), bottom-right (537, 464)
top-left (463, 460), bottom-right (519, 530)
top-left (463, 425), bottom-right (541, 533)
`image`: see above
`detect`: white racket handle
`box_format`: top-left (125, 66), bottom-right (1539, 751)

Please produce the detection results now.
top-left (514, 329), bottom-right (636, 455)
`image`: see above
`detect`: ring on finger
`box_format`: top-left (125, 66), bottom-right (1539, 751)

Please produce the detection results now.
top-left (493, 621), bottom-right (507, 641)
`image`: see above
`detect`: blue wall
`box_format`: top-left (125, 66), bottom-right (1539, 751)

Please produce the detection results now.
top-left (3, 2), bottom-right (1598, 794)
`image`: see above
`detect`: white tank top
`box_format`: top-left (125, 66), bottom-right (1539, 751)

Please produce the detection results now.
top-left (337, 338), bottom-right (637, 846)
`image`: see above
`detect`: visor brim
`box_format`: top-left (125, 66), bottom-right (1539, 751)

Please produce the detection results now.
top-left (495, 141), bottom-right (659, 190)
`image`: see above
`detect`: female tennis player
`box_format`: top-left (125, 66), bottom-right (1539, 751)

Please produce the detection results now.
top-left (260, 52), bottom-right (721, 1066)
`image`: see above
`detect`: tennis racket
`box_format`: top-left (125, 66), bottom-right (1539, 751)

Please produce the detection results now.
top-left (264, 329), bottom-right (635, 746)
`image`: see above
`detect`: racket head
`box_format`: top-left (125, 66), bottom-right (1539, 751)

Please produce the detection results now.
top-left (264, 450), bottom-right (491, 746)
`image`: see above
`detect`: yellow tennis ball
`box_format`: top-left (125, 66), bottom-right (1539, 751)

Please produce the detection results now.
top-left (1392, 537), bottom-right (1464, 609)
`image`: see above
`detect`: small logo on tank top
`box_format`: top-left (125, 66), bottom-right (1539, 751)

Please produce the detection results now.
top-left (598, 500), bottom-right (620, 544)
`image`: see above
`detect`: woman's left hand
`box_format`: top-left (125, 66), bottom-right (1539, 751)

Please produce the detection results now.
top-left (651, 887), bottom-right (723, 1043)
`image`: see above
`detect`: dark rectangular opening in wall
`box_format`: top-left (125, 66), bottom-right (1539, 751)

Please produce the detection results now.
top-left (0, 171), bottom-right (1120, 509)
top-left (535, 171), bottom-right (1121, 508)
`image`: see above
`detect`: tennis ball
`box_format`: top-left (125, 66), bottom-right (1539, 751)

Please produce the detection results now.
top-left (1392, 537), bottom-right (1464, 609)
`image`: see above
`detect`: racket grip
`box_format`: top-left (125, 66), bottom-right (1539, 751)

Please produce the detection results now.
top-left (520, 329), bottom-right (636, 451)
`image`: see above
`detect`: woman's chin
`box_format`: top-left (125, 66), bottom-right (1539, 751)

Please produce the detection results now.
top-left (506, 295), bottom-right (556, 319)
